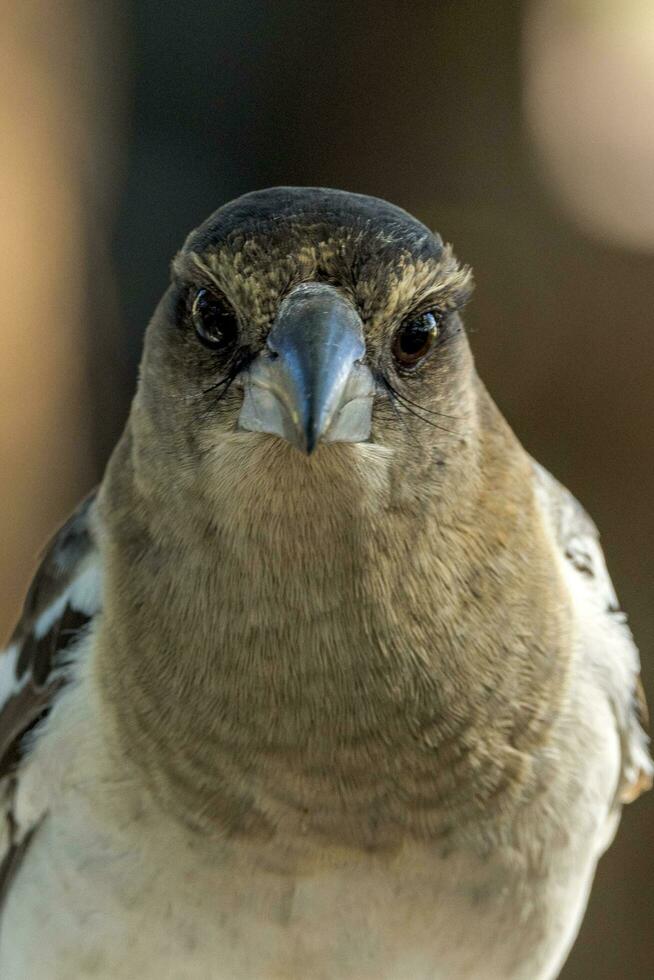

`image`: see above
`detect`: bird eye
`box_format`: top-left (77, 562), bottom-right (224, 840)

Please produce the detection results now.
top-left (392, 310), bottom-right (442, 368)
top-left (191, 288), bottom-right (239, 350)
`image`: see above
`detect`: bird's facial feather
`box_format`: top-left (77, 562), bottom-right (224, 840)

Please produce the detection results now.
top-left (136, 188), bottom-right (478, 499)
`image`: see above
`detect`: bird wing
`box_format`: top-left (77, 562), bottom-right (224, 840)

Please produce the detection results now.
top-left (0, 492), bottom-right (101, 907)
top-left (532, 461), bottom-right (652, 804)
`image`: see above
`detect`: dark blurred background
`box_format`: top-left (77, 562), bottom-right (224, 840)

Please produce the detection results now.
top-left (1, 1), bottom-right (652, 975)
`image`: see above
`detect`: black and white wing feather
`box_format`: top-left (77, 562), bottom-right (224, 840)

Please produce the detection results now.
top-left (0, 493), bottom-right (101, 906)
top-left (533, 461), bottom-right (652, 804)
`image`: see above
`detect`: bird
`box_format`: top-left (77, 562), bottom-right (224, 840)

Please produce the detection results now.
top-left (0, 186), bottom-right (650, 980)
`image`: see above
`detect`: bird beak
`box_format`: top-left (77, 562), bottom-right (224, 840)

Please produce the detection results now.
top-left (238, 282), bottom-right (375, 454)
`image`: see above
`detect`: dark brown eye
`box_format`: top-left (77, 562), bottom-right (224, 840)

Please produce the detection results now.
top-left (191, 288), bottom-right (239, 350)
top-left (392, 310), bottom-right (442, 368)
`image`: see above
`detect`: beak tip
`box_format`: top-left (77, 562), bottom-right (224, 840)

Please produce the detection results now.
top-left (303, 424), bottom-right (320, 456)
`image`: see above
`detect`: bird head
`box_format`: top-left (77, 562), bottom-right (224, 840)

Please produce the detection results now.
top-left (135, 187), bottom-right (477, 507)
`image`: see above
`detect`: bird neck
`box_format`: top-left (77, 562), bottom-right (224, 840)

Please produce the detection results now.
top-left (94, 411), bottom-right (571, 850)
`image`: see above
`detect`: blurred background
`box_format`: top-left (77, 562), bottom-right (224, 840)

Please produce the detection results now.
top-left (1, 0), bottom-right (652, 974)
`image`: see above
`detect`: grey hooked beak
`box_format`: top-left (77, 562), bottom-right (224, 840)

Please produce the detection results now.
top-left (238, 282), bottom-right (375, 454)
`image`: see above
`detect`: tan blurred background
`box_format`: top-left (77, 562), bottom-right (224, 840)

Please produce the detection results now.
top-left (0, 1), bottom-right (652, 975)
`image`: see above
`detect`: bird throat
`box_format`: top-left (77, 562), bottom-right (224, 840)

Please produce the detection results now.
top-left (98, 434), bottom-right (571, 853)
